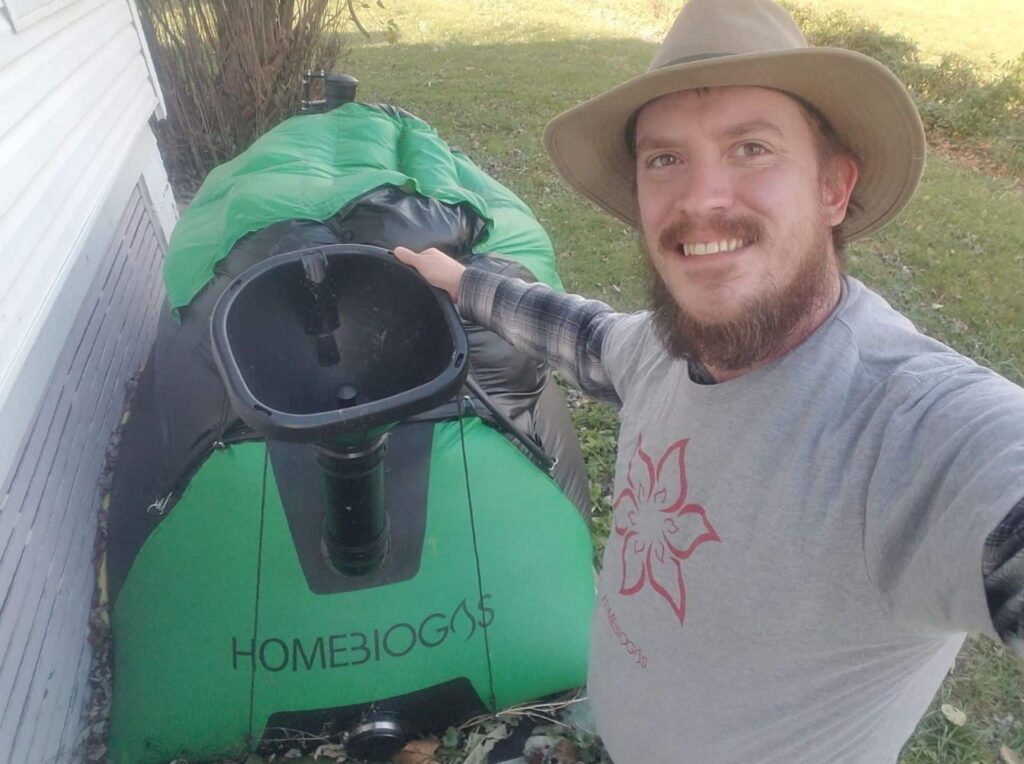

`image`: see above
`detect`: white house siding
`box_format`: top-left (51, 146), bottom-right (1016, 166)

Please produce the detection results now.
top-left (0, 0), bottom-right (173, 759)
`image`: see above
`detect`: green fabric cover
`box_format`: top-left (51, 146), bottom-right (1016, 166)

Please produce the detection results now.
top-left (163, 103), bottom-right (564, 311)
top-left (108, 423), bottom-right (594, 763)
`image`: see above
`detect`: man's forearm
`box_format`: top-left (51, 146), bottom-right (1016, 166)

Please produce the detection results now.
top-left (457, 267), bottom-right (623, 406)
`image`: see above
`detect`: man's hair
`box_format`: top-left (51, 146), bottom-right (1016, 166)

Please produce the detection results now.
top-left (792, 94), bottom-right (860, 255)
top-left (624, 89), bottom-right (861, 255)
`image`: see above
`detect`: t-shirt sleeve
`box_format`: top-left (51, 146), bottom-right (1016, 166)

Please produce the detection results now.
top-left (596, 311), bottom-right (665, 401)
top-left (864, 362), bottom-right (1024, 639)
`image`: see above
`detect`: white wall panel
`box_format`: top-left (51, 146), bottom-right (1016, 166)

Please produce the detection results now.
top-left (0, 0), bottom-right (165, 466)
top-left (0, 181), bottom-right (166, 760)
top-left (0, 0), bottom-right (173, 757)
top-left (0, 0), bottom-right (109, 66)
top-left (5, 0), bottom-right (82, 33)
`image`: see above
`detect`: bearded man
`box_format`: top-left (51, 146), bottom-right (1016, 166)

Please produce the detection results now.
top-left (395, 0), bottom-right (1024, 761)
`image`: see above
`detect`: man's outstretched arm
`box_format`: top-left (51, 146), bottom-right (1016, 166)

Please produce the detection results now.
top-left (394, 246), bottom-right (624, 406)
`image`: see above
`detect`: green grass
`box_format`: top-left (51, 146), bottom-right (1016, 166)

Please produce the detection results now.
top-left (342, 1), bottom-right (1024, 761)
top-left (793, 0), bottom-right (1024, 73)
top-left (375, 0), bottom-right (1024, 71)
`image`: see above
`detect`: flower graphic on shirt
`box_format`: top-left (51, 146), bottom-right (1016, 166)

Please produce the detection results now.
top-left (613, 436), bottom-right (719, 625)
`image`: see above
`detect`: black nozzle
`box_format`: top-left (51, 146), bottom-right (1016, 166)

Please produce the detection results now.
top-left (325, 73), bottom-right (359, 110)
top-left (346, 711), bottom-right (406, 761)
top-left (301, 71), bottom-right (358, 113)
top-left (315, 435), bottom-right (390, 576)
top-left (300, 250), bottom-right (341, 367)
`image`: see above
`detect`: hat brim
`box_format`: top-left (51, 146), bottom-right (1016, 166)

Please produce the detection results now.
top-left (543, 47), bottom-right (925, 241)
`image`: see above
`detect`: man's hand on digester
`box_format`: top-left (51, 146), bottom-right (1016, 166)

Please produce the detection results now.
top-left (393, 247), bottom-right (466, 302)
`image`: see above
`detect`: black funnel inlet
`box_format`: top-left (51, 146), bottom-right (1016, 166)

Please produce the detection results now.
top-left (210, 245), bottom-right (468, 574)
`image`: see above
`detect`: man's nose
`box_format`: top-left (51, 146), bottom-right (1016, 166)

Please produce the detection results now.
top-left (675, 159), bottom-right (734, 218)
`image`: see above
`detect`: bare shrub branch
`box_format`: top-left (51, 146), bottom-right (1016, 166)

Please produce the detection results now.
top-left (138, 0), bottom-right (352, 195)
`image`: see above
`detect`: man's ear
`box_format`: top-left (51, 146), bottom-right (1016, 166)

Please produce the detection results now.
top-left (822, 154), bottom-right (859, 228)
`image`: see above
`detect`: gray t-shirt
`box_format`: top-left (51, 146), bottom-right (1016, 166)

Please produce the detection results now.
top-left (589, 277), bottom-right (1024, 763)
top-left (457, 268), bottom-right (1024, 763)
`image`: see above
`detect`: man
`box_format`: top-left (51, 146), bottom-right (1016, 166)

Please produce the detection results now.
top-left (395, 0), bottom-right (1024, 761)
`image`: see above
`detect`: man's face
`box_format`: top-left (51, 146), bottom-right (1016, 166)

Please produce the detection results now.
top-left (634, 86), bottom-right (853, 371)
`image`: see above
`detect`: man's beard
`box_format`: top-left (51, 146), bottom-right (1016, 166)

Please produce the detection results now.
top-left (646, 214), bottom-right (837, 372)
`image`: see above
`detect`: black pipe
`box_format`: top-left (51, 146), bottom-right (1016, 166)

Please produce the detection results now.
top-left (299, 250), bottom-right (341, 367)
top-left (314, 433), bottom-right (389, 575)
top-left (325, 74), bottom-right (359, 110)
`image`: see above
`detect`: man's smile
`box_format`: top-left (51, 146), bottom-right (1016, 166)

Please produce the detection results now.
top-left (680, 238), bottom-right (748, 257)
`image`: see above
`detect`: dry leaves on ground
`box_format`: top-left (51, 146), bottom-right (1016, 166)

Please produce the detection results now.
top-left (393, 737), bottom-right (441, 764)
top-left (1001, 745), bottom-right (1023, 764)
top-left (941, 703), bottom-right (967, 726)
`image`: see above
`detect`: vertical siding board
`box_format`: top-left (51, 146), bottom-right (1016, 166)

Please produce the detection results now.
top-left (0, 225), bottom-right (113, 575)
top-left (0, 394), bottom-right (75, 637)
top-left (0, 390), bottom-right (73, 572)
top-left (117, 231), bottom-right (160, 355)
top-left (12, 494), bottom-right (96, 762)
top-left (104, 227), bottom-right (145, 334)
top-left (27, 619), bottom-right (88, 763)
top-left (54, 640), bottom-right (92, 763)
top-left (13, 553), bottom-right (95, 763)
top-left (100, 195), bottom-right (145, 294)
top-left (0, 199), bottom-right (142, 557)
top-left (0, 191), bottom-right (143, 563)
top-left (133, 236), bottom-right (163, 333)
top-left (99, 198), bottom-right (144, 294)
top-left (0, 179), bottom-right (166, 756)
top-left (63, 196), bottom-right (143, 397)
top-left (0, 401), bottom-right (90, 733)
top-left (0, 371), bottom-right (74, 551)
top-left (46, 583), bottom-right (95, 763)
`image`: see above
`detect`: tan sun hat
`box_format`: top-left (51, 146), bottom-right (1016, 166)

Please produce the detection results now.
top-left (542, 0), bottom-right (925, 241)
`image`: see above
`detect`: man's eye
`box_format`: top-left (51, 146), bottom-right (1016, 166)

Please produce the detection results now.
top-left (647, 153), bottom-right (678, 168)
top-left (736, 142), bottom-right (768, 157)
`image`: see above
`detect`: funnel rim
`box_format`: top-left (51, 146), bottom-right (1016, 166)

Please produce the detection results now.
top-left (210, 244), bottom-right (469, 442)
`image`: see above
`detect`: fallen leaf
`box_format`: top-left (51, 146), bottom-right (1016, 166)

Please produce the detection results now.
top-left (553, 737), bottom-right (580, 763)
top-left (524, 734), bottom-right (556, 762)
top-left (1001, 745), bottom-right (1023, 764)
top-left (438, 725), bottom-right (458, 745)
top-left (463, 723), bottom-right (509, 764)
top-left (941, 703), bottom-right (967, 726)
top-left (393, 737), bottom-right (440, 763)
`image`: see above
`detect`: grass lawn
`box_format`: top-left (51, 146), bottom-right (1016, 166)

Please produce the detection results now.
top-left (790, 0), bottom-right (1024, 73)
top-left (344, 1), bottom-right (1024, 761)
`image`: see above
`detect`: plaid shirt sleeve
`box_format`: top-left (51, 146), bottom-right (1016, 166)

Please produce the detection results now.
top-left (457, 266), bottom-right (624, 406)
top-left (983, 495), bottom-right (1024, 651)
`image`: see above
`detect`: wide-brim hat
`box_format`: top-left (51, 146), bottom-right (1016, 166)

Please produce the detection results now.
top-left (543, 0), bottom-right (925, 241)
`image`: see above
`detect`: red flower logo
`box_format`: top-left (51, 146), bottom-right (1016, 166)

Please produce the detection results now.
top-left (613, 437), bottom-right (719, 625)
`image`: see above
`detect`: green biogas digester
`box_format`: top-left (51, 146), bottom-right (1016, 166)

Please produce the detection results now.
top-left (105, 96), bottom-right (594, 763)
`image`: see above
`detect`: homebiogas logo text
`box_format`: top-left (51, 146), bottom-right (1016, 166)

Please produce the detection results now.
top-left (231, 594), bottom-right (495, 673)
